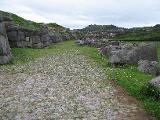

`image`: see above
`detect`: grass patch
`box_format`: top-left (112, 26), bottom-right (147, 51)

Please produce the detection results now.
top-left (114, 26), bottom-right (160, 41)
top-left (75, 43), bottom-right (160, 119)
top-left (8, 41), bottom-right (73, 65)
top-left (1, 40), bottom-right (160, 119)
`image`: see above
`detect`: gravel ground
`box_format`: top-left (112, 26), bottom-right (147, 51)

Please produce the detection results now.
top-left (0, 51), bottom-right (154, 120)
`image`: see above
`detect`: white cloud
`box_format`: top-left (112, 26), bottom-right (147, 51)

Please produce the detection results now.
top-left (0, 0), bottom-right (160, 29)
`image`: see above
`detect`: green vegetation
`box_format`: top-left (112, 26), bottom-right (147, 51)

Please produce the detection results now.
top-left (114, 25), bottom-right (160, 41)
top-left (12, 14), bottom-right (43, 30)
top-left (0, 10), bottom-right (65, 30)
top-left (80, 42), bottom-right (160, 119)
top-left (0, 10), bottom-right (43, 30)
top-left (47, 23), bottom-right (64, 29)
top-left (3, 40), bottom-right (159, 119)
top-left (114, 65), bottom-right (160, 118)
top-left (80, 24), bottom-right (160, 41)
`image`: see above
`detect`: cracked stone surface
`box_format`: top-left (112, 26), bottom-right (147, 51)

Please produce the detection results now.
top-left (0, 51), bottom-right (154, 120)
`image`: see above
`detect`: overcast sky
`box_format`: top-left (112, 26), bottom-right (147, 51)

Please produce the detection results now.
top-left (0, 0), bottom-right (160, 29)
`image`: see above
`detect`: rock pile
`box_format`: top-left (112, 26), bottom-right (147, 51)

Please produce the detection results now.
top-left (76, 40), bottom-right (158, 65)
top-left (79, 24), bottom-right (127, 40)
top-left (101, 42), bottom-right (157, 64)
top-left (76, 39), bottom-right (107, 48)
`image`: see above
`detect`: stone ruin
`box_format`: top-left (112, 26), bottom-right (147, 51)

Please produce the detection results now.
top-left (0, 15), bottom-right (12, 64)
top-left (76, 40), bottom-right (158, 65)
top-left (0, 13), bottom-right (78, 64)
top-left (76, 39), bottom-right (160, 97)
top-left (6, 24), bottom-right (76, 49)
top-left (7, 25), bottom-right (50, 48)
top-left (100, 42), bottom-right (158, 65)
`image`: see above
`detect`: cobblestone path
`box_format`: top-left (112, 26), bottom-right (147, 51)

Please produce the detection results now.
top-left (0, 51), bottom-right (154, 120)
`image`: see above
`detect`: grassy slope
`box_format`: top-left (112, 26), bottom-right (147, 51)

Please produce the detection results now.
top-left (114, 27), bottom-right (160, 41)
top-left (0, 10), bottom-right (65, 30)
top-left (80, 24), bottom-right (118, 32)
top-left (12, 14), bottom-right (43, 30)
top-left (1, 40), bottom-right (159, 119)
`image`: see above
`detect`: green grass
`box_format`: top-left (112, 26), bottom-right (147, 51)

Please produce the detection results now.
top-left (2, 40), bottom-right (160, 119)
top-left (8, 41), bottom-right (73, 65)
top-left (12, 14), bottom-right (43, 30)
top-left (114, 27), bottom-right (160, 41)
top-left (0, 10), bottom-right (66, 30)
top-left (77, 43), bottom-right (160, 119)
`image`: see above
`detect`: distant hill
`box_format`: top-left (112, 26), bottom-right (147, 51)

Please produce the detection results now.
top-left (76, 24), bottom-right (127, 39)
top-left (79, 24), bottom-right (126, 33)
top-left (114, 25), bottom-right (160, 41)
top-left (78, 24), bottom-right (160, 41)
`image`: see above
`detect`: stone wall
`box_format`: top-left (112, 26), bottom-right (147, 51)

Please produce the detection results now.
top-left (0, 13), bottom-right (78, 64)
top-left (7, 25), bottom-right (52, 48)
top-left (6, 25), bottom-right (77, 48)
top-left (0, 15), bottom-right (12, 64)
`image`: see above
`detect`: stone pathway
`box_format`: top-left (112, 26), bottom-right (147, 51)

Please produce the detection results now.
top-left (0, 51), bottom-right (154, 120)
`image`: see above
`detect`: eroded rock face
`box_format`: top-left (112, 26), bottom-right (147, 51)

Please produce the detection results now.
top-left (76, 40), bottom-right (158, 65)
top-left (136, 43), bottom-right (158, 62)
top-left (0, 21), bottom-right (12, 64)
top-left (138, 60), bottom-right (160, 76)
top-left (109, 49), bottom-right (129, 64)
top-left (106, 42), bottom-right (158, 65)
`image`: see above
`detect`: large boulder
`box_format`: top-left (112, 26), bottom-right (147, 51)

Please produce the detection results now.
top-left (75, 39), bottom-right (85, 45)
top-left (149, 76), bottom-right (160, 87)
top-left (136, 43), bottom-right (158, 62)
top-left (107, 42), bottom-right (158, 65)
top-left (138, 60), bottom-right (160, 76)
top-left (0, 22), bottom-right (12, 64)
top-left (99, 42), bottom-right (121, 56)
top-left (147, 76), bottom-right (160, 99)
top-left (109, 49), bottom-right (129, 64)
